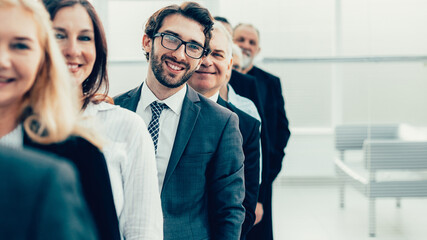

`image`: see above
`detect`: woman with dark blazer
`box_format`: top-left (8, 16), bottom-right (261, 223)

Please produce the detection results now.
top-left (0, 0), bottom-right (120, 239)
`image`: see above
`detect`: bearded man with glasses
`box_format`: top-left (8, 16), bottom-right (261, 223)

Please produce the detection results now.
top-left (114, 2), bottom-right (245, 240)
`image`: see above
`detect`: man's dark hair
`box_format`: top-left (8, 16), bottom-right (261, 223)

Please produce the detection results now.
top-left (144, 1), bottom-right (214, 60)
top-left (214, 16), bottom-right (230, 25)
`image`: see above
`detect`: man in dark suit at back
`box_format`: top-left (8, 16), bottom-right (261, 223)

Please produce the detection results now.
top-left (187, 21), bottom-right (261, 240)
top-left (233, 23), bottom-right (291, 240)
top-left (113, 3), bottom-right (245, 240)
top-left (0, 145), bottom-right (97, 240)
top-left (213, 19), bottom-right (274, 234)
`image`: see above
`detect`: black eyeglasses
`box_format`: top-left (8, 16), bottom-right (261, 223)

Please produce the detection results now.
top-left (153, 32), bottom-right (207, 59)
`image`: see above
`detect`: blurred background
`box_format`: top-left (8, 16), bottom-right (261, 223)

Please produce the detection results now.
top-left (90, 0), bottom-right (427, 239)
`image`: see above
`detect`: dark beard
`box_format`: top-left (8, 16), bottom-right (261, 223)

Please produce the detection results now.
top-left (150, 47), bottom-right (196, 89)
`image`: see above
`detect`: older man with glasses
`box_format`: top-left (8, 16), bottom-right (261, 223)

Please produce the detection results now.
top-left (114, 3), bottom-right (245, 240)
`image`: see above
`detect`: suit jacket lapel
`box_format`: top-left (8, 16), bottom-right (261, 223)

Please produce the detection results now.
top-left (217, 96), bottom-right (227, 108)
top-left (162, 86), bottom-right (200, 193)
top-left (121, 84), bottom-right (143, 112)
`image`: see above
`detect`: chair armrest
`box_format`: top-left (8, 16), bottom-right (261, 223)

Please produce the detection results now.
top-left (363, 140), bottom-right (427, 170)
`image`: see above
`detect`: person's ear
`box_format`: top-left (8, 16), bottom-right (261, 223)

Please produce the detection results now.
top-left (142, 34), bottom-right (152, 53)
top-left (255, 46), bottom-right (261, 57)
top-left (225, 58), bottom-right (233, 80)
top-left (228, 58), bottom-right (233, 71)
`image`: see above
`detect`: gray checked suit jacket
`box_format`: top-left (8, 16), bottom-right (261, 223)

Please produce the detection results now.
top-left (114, 84), bottom-right (245, 240)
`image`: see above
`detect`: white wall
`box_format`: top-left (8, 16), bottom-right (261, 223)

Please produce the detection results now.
top-left (218, 0), bottom-right (335, 58)
top-left (340, 0), bottom-right (427, 55)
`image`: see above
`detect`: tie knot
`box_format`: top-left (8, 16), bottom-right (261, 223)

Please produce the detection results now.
top-left (150, 101), bottom-right (168, 117)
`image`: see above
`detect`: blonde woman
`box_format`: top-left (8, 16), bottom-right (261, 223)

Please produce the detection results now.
top-left (42, 0), bottom-right (163, 239)
top-left (0, 0), bottom-right (120, 239)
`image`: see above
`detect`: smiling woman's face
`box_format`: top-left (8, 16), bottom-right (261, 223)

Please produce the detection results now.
top-left (0, 6), bottom-right (42, 112)
top-left (53, 4), bottom-right (96, 86)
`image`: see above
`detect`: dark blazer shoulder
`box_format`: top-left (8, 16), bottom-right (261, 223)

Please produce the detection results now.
top-left (188, 86), bottom-right (236, 122)
top-left (250, 66), bottom-right (280, 82)
top-left (232, 69), bottom-right (258, 82)
top-left (218, 98), bottom-right (260, 130)
top-left (113, 84), bottom-right (140, 102)
top-left (113, 84), bottom-right (142, 111)
top-left (230, 102), bottom-right (260, 129)
top-left (229, 70), bottom-right (257, 89)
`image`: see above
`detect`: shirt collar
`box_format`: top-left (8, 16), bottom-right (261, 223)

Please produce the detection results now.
top-left (227, 84), bottom-right (238, 103)
top-left (82, 101), bottom-right (116, 117)
top-left (208, 91), bottom-right (220, 102)
top-left (141, 81), bottom-right (187, 115)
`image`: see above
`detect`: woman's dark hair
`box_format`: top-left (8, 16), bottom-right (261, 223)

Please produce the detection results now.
top-left (144, 1), bottom-right (214, 60)
top-left (43, 0), bottom-right (108, 109)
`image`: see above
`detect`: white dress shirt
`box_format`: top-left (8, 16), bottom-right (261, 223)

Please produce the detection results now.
top-left (83, 102), bottom-right (163, 240)
top-left (136, 82), bottom-right (187, 191)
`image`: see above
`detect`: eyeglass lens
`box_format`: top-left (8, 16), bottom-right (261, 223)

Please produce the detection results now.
top-left (161, 34), bottom-right (203, 59)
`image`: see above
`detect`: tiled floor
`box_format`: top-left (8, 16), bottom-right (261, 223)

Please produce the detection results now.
top-left (272, 181), bottom-right (427, 240)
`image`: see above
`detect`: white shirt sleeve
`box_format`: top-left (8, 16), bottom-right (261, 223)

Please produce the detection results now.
top-left (119, 112), bottom-right (163, 240)
top-left (89, 103), bottom-right (163, 240)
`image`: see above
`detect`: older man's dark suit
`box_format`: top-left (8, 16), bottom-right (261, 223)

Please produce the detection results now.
top-left (230, 67), bottom-right (291, 240)
top-left (0, 146), bottom-right (97, 240)
top-left (217, 97), bottom-right (260, 240)
top-left (247, 66), bottom-right (290, 181)
top-left (229, 70), bottom-right (271, 205)
top-left (114, 84), bottom-right (245, 240)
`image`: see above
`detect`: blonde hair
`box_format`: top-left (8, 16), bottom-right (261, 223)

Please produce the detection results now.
top-left (0, 0), bottom-right (102, 147)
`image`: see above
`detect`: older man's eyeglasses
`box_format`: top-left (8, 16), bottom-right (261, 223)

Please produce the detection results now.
top-left (153, 32), bottom-right (207, 59)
